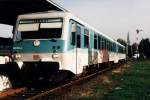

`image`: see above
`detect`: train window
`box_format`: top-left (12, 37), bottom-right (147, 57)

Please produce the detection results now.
top-left (104, 39), bottom-right (107, 49)
top-left (70, 24), bottom-right (81, 48)
top-left (116, 45), bottom-right (119, 52)
top-left (98, 35), bottom-right (101, 50)
top-left (101, 38), bottom-right (104, 49)
top-left (107, 40), bottom-right (108, 50)
top-left (112, 43), bottom-right (114, 52)
top-left (107, 40), bottom-right (109, 50)
top-left (111, 42), bottom-right (113, 51)
top-left (124, 48), bottom-right (125, 53)
top-left (108, 41), bottom-right (109, 50)
top-left (120, 47), bottom-right (122, 53)
top-left (109, 41), bottom-right (111, 51)
top-left (119, 46), bottom-right (121, 53)
top-left (109, 42), bottom-right (111, 51)
top-left (71, 22), bottom-right (76, 45)
top-left (84, 29), bottom-right (89, 48)
top-left (111, 42), bottom-right (112, 51)
top-left (77, 26), bottom-right (81, 48)
top-left (113, 43), bottom-right (116, 52)
top-left (94, 33), bottom-right (97, 49)
top-left (71, 32), bottom-right (75, 45)
top-left (18, 18), bottom-right (63, 39)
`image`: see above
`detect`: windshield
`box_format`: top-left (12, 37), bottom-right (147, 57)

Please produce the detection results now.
top-left (15, 18), bottom-right (63, 40)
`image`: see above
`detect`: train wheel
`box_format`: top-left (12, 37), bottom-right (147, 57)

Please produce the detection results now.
top-left (0, 75), bottom-right (12, 91)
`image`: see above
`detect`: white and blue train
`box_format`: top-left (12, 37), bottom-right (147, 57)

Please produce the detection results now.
top-left (10, 11), bottom-right (125, 85)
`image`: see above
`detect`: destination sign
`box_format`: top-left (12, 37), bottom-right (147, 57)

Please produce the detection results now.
top-left (19, 18), bottom-right (62, 24)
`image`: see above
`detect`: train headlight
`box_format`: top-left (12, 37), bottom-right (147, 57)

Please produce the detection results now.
top-left (15, 54), bottom-right (22, 60)
top-left (52, 53), bottom-right (59, 60)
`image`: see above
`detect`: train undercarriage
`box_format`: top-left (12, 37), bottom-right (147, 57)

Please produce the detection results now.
top-left (0, 62), bottom-right (75, 90)
top-left (0, 59), bottom-right (126, 91)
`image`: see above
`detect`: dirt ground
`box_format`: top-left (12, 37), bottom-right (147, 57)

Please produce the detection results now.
top-left (47, 63), bottom-right (130, 100)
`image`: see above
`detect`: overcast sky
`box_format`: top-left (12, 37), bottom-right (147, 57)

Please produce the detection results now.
top-left (54, 0), bottom-right (150, 44)
top-left (0, 0), bottom-right (150, 44)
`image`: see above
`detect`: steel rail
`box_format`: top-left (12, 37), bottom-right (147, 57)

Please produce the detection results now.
top-left (27, 67), bottom-right (112, 100)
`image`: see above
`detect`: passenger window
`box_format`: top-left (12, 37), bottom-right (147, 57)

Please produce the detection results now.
top-left (110, 42), bottom-right (112, 51)
top-left (113, 43), bottom-right (116, 52)
top-left (98, 35), bottom-right (101, 49)
top-left (110, 42), bottom-right (113, 51)
top-left (70, 22), bottom-right (81, 48)
top-left (71, 22), bottom-right (76, 45)
top-left (104, 39), bottom-right (106, 49)
top-left (84, 29), bottom-right (89, 48)
top-left (94, 33), bottom-right (97, 49)
top-left (77, 26), bottom-right (81, 48)
top-left (102, 38), bottom-right (104, 49)
top-left (71, 32), bottom-right (75, 45)
top-left (108, 41), bottom-right (110, 51)
top-left (106, 40), bottom-right (108, 50)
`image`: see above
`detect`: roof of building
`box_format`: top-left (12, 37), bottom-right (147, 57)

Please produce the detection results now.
top-left (0, 0), bottom-right (66, 25)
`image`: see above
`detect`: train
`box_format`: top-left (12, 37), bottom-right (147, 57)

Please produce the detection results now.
top-left (0, 11), bottom-right (126, 90)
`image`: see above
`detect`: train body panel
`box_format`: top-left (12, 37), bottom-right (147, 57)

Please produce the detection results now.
top-left (62, 49), bottom-right (88, 74)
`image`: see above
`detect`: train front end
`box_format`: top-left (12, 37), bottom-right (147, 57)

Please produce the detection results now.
top-left (12, 13), bottom-right (67, 85)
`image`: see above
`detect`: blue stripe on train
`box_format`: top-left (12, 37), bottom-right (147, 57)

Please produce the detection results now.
top-left (12, 40), bottom-right (65, 53)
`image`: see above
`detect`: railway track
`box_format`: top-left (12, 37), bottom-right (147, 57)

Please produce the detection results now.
top-left (1, 62), bottom-right (126, 100)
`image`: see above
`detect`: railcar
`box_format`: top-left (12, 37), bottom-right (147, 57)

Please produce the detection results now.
top-left (10, 11), bottom-right (125, 85)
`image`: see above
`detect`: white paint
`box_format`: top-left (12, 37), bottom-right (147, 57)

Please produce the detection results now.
top-left (17, 62), bottom-right (23, 69)
top-left (40, 23), bottom-right (62, 28)
top-left (0, 75), bottom-right (12, 91)
top-left (18, 23), bottom-right (39, 32)
top-left (0, 56), bottom-right (11, 64)
top-left (0, 57), bottom-right (5, 64)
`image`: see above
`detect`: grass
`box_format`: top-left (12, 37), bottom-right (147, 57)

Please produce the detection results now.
top-left (80, 60), bottom-right (150, 100)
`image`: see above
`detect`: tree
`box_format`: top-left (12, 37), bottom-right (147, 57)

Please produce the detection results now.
top-left (117, 38), bottom-right (127, 47)
top-left (132, 43), bottom-right (138, 55)
top-left (138, 38), bottom-right (150, 58)
top-left (128, 45), bottom-right (133, 58)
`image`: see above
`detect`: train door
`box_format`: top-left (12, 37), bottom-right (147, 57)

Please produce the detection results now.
top-left (76, 25), bottom-right (82, 74)
top-left (89, 32), bottom-right (99, 66)
top-left (93, 33), bottom-right (98, 64)
top-left (70, 21), bottom-right (82, 74)
top-left (84, 29), bottom-right (90, 66)
top-left (88, 31), bottom-right (93, 65)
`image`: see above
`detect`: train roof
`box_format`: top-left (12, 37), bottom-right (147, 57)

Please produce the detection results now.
top-left (18, 11), bottom-right (125, 48)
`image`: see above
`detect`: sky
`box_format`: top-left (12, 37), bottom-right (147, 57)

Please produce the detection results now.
top-left (54, 0), bottom-right (150, 44)
top-left (0, 0), bottom-right (150, 44)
